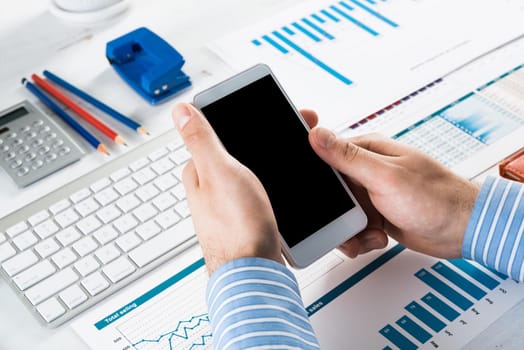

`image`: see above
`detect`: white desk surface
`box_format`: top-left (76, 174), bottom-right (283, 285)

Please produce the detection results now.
top-left (0, 1), bottom-right (523, 349)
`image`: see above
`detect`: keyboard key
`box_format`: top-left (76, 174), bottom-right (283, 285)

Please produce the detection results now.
top-left (51, 248), bottom-right (78, 269)
top-left (0, 232), bottom-right (5, 243)
top-left (103, 257), bottom-right (136, 283)
top-left (25, 268), bottom-right (78, 305)
top-left (37, 297), bottom-right (66, 322)
top-left (135, 183), bottom-right (160, 202)
top-left (77, 215), bottom-right (103, 235)
top-left (113, 214), bottom-right (138, 234)
top-left (151, 158), bottom-right (175, 175)
top-left (169, 148), bottom-right (191, 164)
top-left (90, 177), bottom-right (112, 193)
top-left (116, 233), bottom-right (141, 252)
top-left (35, 238), bottom-right (60, 259)
top-left (93, 226), bottom-right (119, 245)
top-left (34, 219), bottom-right (60, 239)
top-left (136, 221), bottom-right (161, 240)
top-left (95, 243), bottom-right (120, 264)
top-left (148, 147), bottom-right (168, 161)
top-left (74, 256), bottom-right (100, 277)
top-left (114, 178), bottom-right (139, 196)
top-left (133, 203), bottom-right (158, 222)
top-left (70, 188), bottom-right (92, 204)
top-left (174, 200), bottom-right (191, 218)
top-left (166, 138), bottom-right (184, 151)
top-left (13, 231), bottom-right (38, 251)
top-left (59, 284), bottom-right (88, 309)
top-left (55, 208), bottom-right (80, 228)
top-left (133, 168), bottom-right (156, 185)
top-left (6, 221), bottom-right (29, 238)
top-left (13, 260), bottom-right (56, 290)
top-left (82, 272), bottom-right (110, 296)
top-left (2, 250), bottom-right (38, 276)
top-left (49, 199), bottom-right (71, 215)
top-left (116, 194), bottom-right (140, 213)
top-left (95, 187), bottom-right (119, 206)
top-left (56, 227), bottom-right (82, 246)
top-left (155, 210), bottom-right (180, 230)
top-left (75, 198), bottom-right (100, 217)
top-left (172, 166), bottom-right (184, 180)
top-left (152, 193), bottom-right (177, 212)
top-left (28, 210), bottom-right (50, 226)
top-left (110, 168), bottom-right (131, 182)
top-left (171, 183), bottom-right (186, 200)
top-left (154, 173), bottom-right (178, 191)
top-left (73, 237), bottom-right (98, 257)
top-left (129, 218), bottom-right (195, 267)
top-left (96, 204), bottom-right (121, 224)
top-left (0, 242), bottom-right (16, 263)
top-left (129, 157), bottom-right (150, 172)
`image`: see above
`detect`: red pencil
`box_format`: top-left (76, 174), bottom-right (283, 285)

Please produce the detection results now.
top-left (31, 74), bottom-right (126, 146)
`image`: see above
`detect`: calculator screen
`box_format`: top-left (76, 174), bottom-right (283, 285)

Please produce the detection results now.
top-left (1, 106), bottom-right (29, 126)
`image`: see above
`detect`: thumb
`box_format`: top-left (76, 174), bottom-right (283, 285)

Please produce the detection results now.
top-left (309, 127), bottom-right (389, 189)
top-left (172, 102), bottom-right (227, 170)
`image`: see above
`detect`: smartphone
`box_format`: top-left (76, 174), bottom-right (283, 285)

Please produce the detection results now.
top-left (193, 64), bottom-right (367, 268)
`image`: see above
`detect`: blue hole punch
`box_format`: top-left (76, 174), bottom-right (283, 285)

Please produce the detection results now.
top-left (106, 27), bottom-right (191, 105)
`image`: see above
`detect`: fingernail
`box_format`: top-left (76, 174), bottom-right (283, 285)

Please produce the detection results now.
top-left (173, 104), bottom-right (192, 131)
top-left (314, 127), bottom-right (336, 149)
top-left (363, 237), bottom-right (384, 250)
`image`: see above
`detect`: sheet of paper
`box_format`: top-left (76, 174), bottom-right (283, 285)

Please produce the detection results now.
top-left (209, 0), bottom-right (524, 129)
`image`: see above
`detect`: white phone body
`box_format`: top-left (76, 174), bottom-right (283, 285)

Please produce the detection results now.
top-left (194, 64), bottom-right (368, 268)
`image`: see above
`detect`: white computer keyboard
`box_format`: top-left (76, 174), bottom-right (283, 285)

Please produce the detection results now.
top-left (0, 129), bottom-right (197, 327)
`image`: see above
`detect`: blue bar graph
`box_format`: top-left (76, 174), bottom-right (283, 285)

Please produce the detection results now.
top-left (272, 31), bottom-right (353, 85)
top-left (282, 26), bottom-right (295, 35)
top-left (432, 262), bottom-right (487, 300)
top-left (321, 9), bottom-right (340, 22)
top-left (262, 35), bottom-right (289, 54)
top-left (292, 22), bottom-right (321, 42)
top-left (397, 316), bottom-right (432, 344)
top-left (415, 269), bottom-right (473, 311)
top-left (302, 18), bottom-right (335, 40)
top-left (380, 325), bottom-right (418, 350)
top-left (252, 39), bottom-right (261, 46)
top-left (330, 5), bottom-right (379, 36)
top-left (349, 0), bottom-right (399, 27)
top-left (405, 301), bottom-right (446, 332)
top-left (486, 266), bottom-right (508, 280)
top-left (339, 1), bottom-right (354, 11)
top-left (312, 13), bottom-right (325, 23)
top-left (383, 347), bottom-right (393, 350)
top-left (365, 0), bottom-right (377, 4)
top-left (449, 259), bottom-right (500, 290)
top-left (421, 293), bottom-right (460, 322)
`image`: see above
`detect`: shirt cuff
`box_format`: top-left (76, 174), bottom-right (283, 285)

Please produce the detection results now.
top-left (462, 176), bottom-right (524, 280)
top-left (206, 257), bottom-right (320, 349)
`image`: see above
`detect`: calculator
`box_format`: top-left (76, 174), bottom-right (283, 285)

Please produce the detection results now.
top-left (0, 100), bottom-right (84, 188)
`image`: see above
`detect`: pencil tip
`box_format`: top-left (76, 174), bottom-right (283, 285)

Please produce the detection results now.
top-left (21, 78), bottom-right (27, 85)
top-left (98, 144), bottom-right (110, 155)
top-left (137, 127), bottom-right (150, 135)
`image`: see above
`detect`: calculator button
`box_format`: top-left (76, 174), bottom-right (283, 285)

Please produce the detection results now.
top-left (31, 139), bottom-right (44, 147)
top-left (18, 145), bottom-right (30, 154)
top-left (32, 120), bottom-right (44, 127)
top-left (32, 160), bottom-right (44, 170)
top-left (45, 153), bottom-right (57, 163)
top-left (20, 125), bottom-right (31, 133)
top-left (51, 139), bottom-right (64, 149)
top-left (44, 133), bottom-right (57, 141)
top-left (38, 146), bottom-right (51, 155)
top-left (7, 132), bottom-right (17, 139)
top-left (13, 139), bottom-right (23, 146)
top-left (26, 132), bottom-right (38, 140)
top-left (10, 160), bottom-right (22, 169)
top-left (1, 145), bottom-right (9, 152)
top-left (58, 147), bottom-right (71, 156)
top-left (17, 167), bottom-right (29, 177)
top-left (39, 126), bottom-right (51, 134)
top-left (25, 152), bottom-right (37, 162)
top-left (5, 152), bottom-right (16, 161)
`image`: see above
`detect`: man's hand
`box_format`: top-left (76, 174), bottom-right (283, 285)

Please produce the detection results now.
top-left (304, 112), bottom-right (480, 259)
top-left (172, 103), bottom-right (283, 275)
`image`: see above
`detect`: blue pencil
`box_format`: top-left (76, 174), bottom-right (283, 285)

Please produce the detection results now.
top-left (22, 78), bottom-right (109, 155)
top-left (43, 70), bottom-right (149, 135)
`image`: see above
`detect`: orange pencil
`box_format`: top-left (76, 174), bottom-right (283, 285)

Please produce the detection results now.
top-left (31, 74), bottom-right (126, 146)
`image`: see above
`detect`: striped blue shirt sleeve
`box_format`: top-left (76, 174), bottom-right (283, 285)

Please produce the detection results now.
top-left (462, 176), bottom-right (524, 281)
top-left (206, 257), bottom-right (320, 350)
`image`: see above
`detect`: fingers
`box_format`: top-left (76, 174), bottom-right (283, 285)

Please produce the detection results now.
top-left (349, 133), bottom-right (416, 157)
top-left (172, 103), bottom-right (227, 170)
top-left (309, 127), bottom-right (391, 190)
top-left (300, 109), bottom-right (319, 129)
top-left (338, 230), bottom-right (388, 258)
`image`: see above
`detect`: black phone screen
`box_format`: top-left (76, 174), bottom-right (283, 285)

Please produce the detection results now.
top-left (201, 74), bottom-right (355, 247)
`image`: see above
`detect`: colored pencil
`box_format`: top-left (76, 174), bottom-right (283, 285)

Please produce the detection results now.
top-left (22, 78), bottom-right (109, 155)
top-left (32, 74), bottom-right (126, 145)
top-left (43, 70), bottom-right (149, 135)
